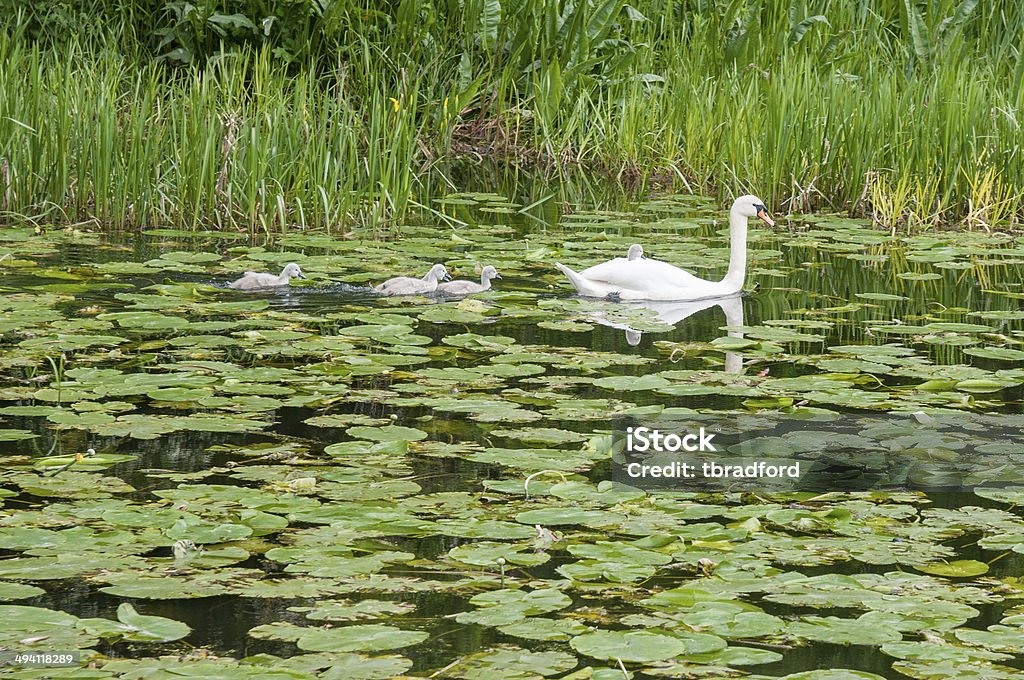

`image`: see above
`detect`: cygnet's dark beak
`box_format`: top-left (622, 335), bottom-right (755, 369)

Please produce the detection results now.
top-left (494, 273), bottom-right (502, 279)
top-left (442, 271), bottom-right (452, 282)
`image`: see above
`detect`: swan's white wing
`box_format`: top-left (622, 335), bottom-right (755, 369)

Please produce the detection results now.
top-left (577, 258), bottom-right (709, 290)
top-left (558, 257), bottom-right (735, 300)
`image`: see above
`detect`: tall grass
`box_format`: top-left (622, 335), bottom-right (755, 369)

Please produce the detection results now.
top-left (2, 1), bottom-right (1024, 231)
top-left (0, 36), bottom-right (426, 232)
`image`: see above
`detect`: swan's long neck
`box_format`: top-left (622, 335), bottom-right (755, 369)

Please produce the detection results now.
top-left (279, 267), bottom-right (292, 282)
top-left (480, 273), bottom-right (491, 289)
top-left (423, 270), bottom-right (437, 283)
top-left (720, 204), bottom-right (748, 290)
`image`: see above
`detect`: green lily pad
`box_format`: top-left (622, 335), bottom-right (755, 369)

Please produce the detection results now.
top-left (570, 630), bottom-right (686, 662)
top-left (916, 560), bottom-right (989, 577)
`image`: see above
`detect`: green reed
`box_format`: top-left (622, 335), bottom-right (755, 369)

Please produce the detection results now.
top-left (2, 1), bottom-right (1024, 231)
top-left (0, 33), bottom-right (422, 233)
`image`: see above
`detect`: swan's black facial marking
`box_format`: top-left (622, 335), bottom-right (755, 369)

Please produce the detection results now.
top-left (754, 203), bottom-right (775, 226)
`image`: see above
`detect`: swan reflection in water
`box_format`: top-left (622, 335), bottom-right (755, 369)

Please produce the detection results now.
top-left (587, 294), bottom-right (746, 373)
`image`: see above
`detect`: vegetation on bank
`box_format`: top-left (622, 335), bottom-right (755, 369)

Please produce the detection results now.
top-left (2, 0), bottom-right (1024, 231)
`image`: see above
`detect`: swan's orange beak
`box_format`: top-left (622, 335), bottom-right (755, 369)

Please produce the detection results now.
top-left (757, 208), bottom-right (775, 227)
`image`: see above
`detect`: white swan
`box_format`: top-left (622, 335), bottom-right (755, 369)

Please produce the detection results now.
top-left (228, 263), bottom-right (305, 290)
top-left (375, 263), bottom-right (450, 296)
top-left (437, 265), bottom-right (501, 295)
top-left (556, 195), bottom-right (774, 301)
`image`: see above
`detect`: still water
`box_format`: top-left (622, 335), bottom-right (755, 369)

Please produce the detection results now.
top-left (1, 168), bottom-right (1023, 678)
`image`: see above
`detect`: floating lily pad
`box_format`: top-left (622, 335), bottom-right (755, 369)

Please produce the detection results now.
top-left (570, 630), bottom-right (686, 662)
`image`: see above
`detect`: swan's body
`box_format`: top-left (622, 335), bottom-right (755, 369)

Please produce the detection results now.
top-left (375, 264), bottom-right (450, 296)
top-left (556, 195), bottom-right (773, 301)
top-left (229, 263), bottom-right (305, 290)
top-left (437, 265), bottom-right (500, 295)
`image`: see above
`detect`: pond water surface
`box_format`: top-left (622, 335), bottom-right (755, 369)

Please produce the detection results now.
top-left (1, 171), bottom-right (1024, 679)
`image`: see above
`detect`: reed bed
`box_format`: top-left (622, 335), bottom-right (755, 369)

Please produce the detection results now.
top-left (3, 1), bottom-right (1024, 231)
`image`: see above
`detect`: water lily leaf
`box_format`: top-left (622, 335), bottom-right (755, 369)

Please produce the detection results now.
top-left (291, 624), bottom-right (426, 652)
top-left (954, 626), bottom-right (1024, 654)
top-left (964, 347), bottom-right (1024, 361)
top-left (491, 427), bottom-right (588, 445)
top-left (515, 508), bottom-right (621, 527)
top-left (856, 293), bottom-right (907, 301)
top-left (468, 588), bottom-right (571, 616)
top-left (442, 333), bottom-right (516, 350)
top-left (0, 582), bottom-right (45, 601)
top-left (346, 425), bottom-right (427, 442)
top-left (447, 542), bottom-right (551, 567)
top-left (956, 379), bottom-right (1013, 393)
top-left (593, 374), bottom-right (670, 391)
top-left (32, 452), bottom-right (135, 471)
top-left (566, 541), bottom-right (671, 566)
top-left (681, 601), bottom-right (785, 638)
top-left (434, 518), bottom-right (536, 539)
top-left (710, 336), bottom-right (758, 349)
top-left (84, 603), bottom-right (191, 642)
top-left (882, 640), bottom-right (1012, 663)
top-left (97, 569), bottom-right (262, 598)
top-left (0, 604), bottom-right (79, 629)
top-left (317, 654), bottom-right (414, 680)
top-left (680, 645), bottom-right (783, 666)
top-left (558, 559), bottom-right (656, 583)
top-left (97, 311), bottom-right (192, 331)
top-left (446, 646), bottom-right (577, 679)
top-left (0, 604), bottom-right (99, 650)
top-left (570, 629), bottom-right (686, 662)
top-left (0, 553), bottom-right (146, 580)
top-left (786, 615), bottom-right (902, 645)
top-left (641, 587), bottom-right (738, 610)
top-left (497, 617), bottom-right (591, 641)
top-left (776, 671), bottom-right (888, 680)
top-left (916, 560), bottom-right (989, 577)
top-left (290, 599), bottom-right (416, 622)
